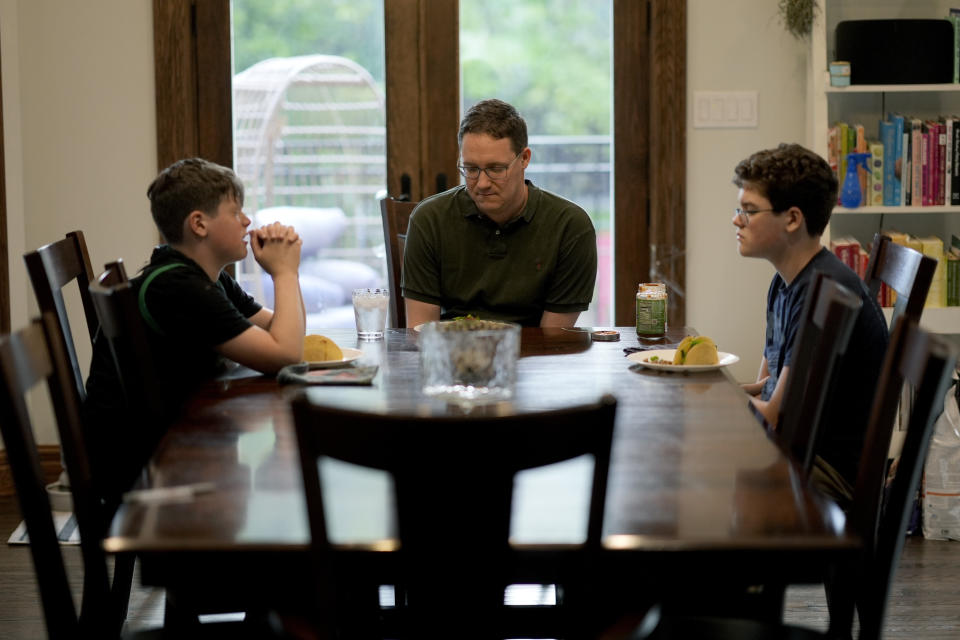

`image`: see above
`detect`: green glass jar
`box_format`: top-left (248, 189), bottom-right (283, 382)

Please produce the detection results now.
top-left (636, 283), bottom-right (667, 337)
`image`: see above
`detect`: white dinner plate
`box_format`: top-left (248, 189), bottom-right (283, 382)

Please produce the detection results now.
top-left (305, 347), bottom-right (363, 368)
top-left (626, 349), bottom-right (739, 372)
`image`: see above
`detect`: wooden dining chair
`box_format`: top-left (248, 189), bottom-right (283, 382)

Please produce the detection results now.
top-left (863, 232), bottom-right (936, 328)
top-left (292, 393), bottom-right (617, 639)
top-left (89, 263), bottom-right (286, 636)
top-left (0, 312), bottom-right (138, 638)
top-left (714, 274), bottom-right (862, 625)
top-left (380, 197), bottom-right (418, 328)
top-left (618, 318), bottom-right (956, 640)
top-left (24, 230), bottom-right (99, 400)
top-left (88, 261), bottom-right (165, 442)
top-left (775, 272), bottom-right (863, 478)
top-left (87, 261), bottom-right (171, 505)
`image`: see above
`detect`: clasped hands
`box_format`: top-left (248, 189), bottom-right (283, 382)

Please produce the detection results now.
top-left (250, 221), bottom-right (302, 277)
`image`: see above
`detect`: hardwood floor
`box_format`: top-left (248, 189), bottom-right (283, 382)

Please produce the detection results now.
top-left (0, 496), bottom-right (164, 638)
top-left (0, 495), bottom-right (957, 638)
top-left (782, 536), bottom-right (960, 638)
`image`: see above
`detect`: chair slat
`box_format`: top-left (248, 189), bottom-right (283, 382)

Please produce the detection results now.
top-left (380, 197), bottom-right (418, 328)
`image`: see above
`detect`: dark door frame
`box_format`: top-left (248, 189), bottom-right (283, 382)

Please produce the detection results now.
top-left (0, 27), bottom-right (9, 334)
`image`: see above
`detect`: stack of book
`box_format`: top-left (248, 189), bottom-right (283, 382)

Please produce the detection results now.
top-left (828, 115), bottom-right (960, 207)
top-left (830, 232), bottom-right (959, 307)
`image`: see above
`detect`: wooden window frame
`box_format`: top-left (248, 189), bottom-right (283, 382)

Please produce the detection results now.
top-left (153, 0), bottom-right (233, 171)
top-left (613, 0), bottom-right (685, 327)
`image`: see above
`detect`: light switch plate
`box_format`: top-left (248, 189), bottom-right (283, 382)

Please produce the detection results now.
top-left (693, 91), bottom-right (758, 128)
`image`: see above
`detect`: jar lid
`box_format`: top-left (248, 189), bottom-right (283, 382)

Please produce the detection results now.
top-left (591, 330), bottom-right (620, 342)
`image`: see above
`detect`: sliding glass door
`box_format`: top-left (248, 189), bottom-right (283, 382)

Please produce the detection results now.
top-left (461, 1), bottom-right (613, 325)
top-left (153, 0), bottom-right (681, 327)
top-left (232, 1), bottom-right (387, 328)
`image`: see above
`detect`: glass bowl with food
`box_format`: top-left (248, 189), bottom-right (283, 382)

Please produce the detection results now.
top-left (418, 318), bottom-right (521, 405)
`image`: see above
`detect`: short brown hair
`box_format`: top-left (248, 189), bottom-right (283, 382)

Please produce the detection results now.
top-left (733, 143), bottom-right (837, 236)
top-left (146, 158), bottom-right (245, 243)
top-left (458, 99), bottom-right (528, 154)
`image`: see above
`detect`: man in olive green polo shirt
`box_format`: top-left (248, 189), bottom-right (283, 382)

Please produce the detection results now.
top-left (401, 99), bottom-right (597, 327)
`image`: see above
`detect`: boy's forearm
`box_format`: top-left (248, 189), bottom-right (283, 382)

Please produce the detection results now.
top-left (268, 272), bottom-right (305, 360)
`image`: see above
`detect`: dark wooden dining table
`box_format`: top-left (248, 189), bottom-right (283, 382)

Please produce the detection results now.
top-left (105, 326), bottom-right (858, 617)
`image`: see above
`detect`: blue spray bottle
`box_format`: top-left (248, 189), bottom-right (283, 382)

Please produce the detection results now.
top-left (840, 152), bottom-right (871, 208)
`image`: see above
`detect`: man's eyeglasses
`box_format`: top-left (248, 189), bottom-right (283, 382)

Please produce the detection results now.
top-left (734, 207), bottom-right (780, 226)
top-left (457, 151), bottom-right (522, 181)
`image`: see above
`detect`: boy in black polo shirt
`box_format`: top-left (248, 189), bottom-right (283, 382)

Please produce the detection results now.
top-left (733, 143), bottom-right (888, 506)
top-left (84, 158), bottom-right (305, 501)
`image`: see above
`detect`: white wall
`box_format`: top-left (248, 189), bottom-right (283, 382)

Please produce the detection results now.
top-left (686, 0), bottom-right (810, 382)
top-left (2, 0), bottom-right (157, 445)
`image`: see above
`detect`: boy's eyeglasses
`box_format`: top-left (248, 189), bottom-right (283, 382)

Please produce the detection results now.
top-left (457, 152), bottom-right (522, 181)
top-left (734, 207), bottom-right (780, 226)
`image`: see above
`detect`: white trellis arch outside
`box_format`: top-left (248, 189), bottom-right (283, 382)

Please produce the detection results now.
top-left (233, 54), bottom-right (387, 328)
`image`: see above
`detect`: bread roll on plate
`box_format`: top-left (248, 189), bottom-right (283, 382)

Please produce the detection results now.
top-left (303, 335), bottom-right (343, 362)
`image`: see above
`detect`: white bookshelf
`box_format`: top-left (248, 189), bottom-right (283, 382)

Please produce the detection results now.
top-left (825, 83), bottom-right (960, 94)
top-left (884, 306), bottom-right (960, 334)
top-left (834, 205), bottom-right (960, 214)
top-left (811, 2), bottom-right (960, 329)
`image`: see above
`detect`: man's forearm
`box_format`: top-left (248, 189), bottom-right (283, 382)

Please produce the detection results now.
top-left (405, 298), bottom-right (441, 327)
top-left (540, 310), bottom-right (580, 327)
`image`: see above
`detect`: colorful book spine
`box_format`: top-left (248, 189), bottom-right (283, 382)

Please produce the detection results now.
top-left (921, 125), bottom-right (932, 207)
top-left (828, 125), bottom-right (840, 185)
top-left (945, 118), bottom-right (954, 206)
top-left (890, 113), bottom-right (905, 205)
top-left (937, 121), bottom-right (947, 205)
top-left (947, 253), bottom-right (960, 307)
top-left (950, 235), bottom-right (960, 306)
top-left (839, 122), bottom-right (850, 201)
top-left (858, 247), bottom-right (870, 280)
top-left (922, 122), bottom-right (937, 207)
top-left (918, 236), bottom-right (947, 308)
top-left (869, 141), bottom-right (884, 206)
top-left (902, 125), bottom-right (911, 205)
top-left (880, 119), bottom-right (897, 205)
top-left (912, 119), bottom-right (924, 206)
top-left (952, 117), bottom-right (960, 205)
top-left (910, 119), bottom-right (924, 207)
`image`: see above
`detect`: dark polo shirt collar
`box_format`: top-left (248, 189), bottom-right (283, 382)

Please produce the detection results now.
top-left (456, 180), bottom-right (538, 227)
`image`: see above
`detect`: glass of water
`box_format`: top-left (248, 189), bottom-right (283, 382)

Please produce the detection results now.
top-left (352, 288), bottom-right (389, 340)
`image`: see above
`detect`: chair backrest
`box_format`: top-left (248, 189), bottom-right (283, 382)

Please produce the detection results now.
top-left (775, 272), bottom-right (863, 477)
top-left (99, 259), bottom-right (129, 287)
top-left (88, 262), bottom-right (167, 470)
top-left (292, 393), bottom-right (617, 637)
top-left (380, 197), bottom-right (418, 328)
top-left (847, 318), bottom-right (956, 640)
top-left (24, 231), bottom-right (99, 401)
top-left (0, 313), bottom-right (115, 639)
top-left (863, 232), bottom-right (936, 328)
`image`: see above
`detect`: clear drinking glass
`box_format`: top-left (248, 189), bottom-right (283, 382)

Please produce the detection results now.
top-left (419, 320), bottom-right (521, 405)
top-left (352, 288), bottom-right (389, 340)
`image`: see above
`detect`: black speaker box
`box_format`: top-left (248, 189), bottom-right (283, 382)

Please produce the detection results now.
top-left (835, 19), bottom-right (954, 85)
